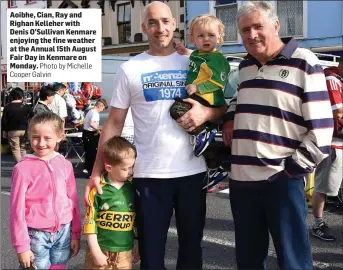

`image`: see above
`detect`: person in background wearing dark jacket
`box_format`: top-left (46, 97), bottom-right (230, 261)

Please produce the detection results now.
top-left (1, 87), bottom-right (34, 162)
top-left (33, 85), bottom-right (55, 115)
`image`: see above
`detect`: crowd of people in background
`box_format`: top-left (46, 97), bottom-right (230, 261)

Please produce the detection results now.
top-left (2, 1), bottom-right (342, 270)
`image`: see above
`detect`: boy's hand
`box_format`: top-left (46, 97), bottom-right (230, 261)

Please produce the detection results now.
top-left (186, 84), bottom-right (197, 96)
top-left (70, 239), bottom-right (80, 257)
top-left (133, 240), bottom-right (140, 264)
top-left (174, 41), bottom-right (193, 56)
top-left (18, 250), bottom-right (35, 268)
top-left (93, 251), bottom-right (108, 267)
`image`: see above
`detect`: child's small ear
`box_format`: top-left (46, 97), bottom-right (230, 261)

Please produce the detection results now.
top-left (57, 133), bottom-right (65, 143)
top-left (104, 164), bottom-right (112, 173)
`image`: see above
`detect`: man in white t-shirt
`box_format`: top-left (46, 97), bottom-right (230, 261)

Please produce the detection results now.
top-left (51, 83), bottom-right (68, 121)
top-left (84, 2), bottom-right (227, 269)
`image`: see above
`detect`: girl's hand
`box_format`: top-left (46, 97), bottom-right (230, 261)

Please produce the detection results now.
top-left (186, 84), bottom-right (197, 96)
top-left (93, 251), bottom-right (108, 267)
top-left (18, 250), bottom-right (35, 268)
top-left (70, 239), bottom-right (80, 257)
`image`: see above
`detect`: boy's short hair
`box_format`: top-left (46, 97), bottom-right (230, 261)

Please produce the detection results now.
top-left (39, 85), bottom-right (55, 101)
top-left (96, 98), bottom-right (108, 110)
top-left (189, 14), bottom-right (225, 46)
top-left (103, 136), bottom-right (136, 166)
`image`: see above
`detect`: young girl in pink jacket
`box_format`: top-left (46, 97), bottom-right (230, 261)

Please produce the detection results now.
top-left (10, 112), bottom-right (81, 269)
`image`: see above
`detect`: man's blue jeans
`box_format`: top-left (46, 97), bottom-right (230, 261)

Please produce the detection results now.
top-left (229, 172), bottom-right (313, 270)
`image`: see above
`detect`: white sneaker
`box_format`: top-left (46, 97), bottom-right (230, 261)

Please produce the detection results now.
top-left (82, 169), bottom-right (89, 174)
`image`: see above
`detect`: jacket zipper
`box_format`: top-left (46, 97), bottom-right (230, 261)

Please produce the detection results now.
top-left (47, 160), bottom-right (59, 237)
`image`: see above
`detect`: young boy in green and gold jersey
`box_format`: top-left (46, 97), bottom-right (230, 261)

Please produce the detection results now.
top-left (83, 136), bottom-right (139, 269)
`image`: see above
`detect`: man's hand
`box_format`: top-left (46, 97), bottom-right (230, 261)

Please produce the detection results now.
top-left (222, 120), bottom-right (234, 146)
top-left (174, 41), bottom-right (193, 56)
top-left (70, 239), bottom-right (80, 257)
top-left (186, 84), bottom-right (197, 96)
top-left (93, 251), bottom-right (108, 267)
top-left (18, 250), bottom-right (35, 268)
top-left (84, 175), bottom-right (103, 207)
top-left (177, 98), bottom-right (209, 133)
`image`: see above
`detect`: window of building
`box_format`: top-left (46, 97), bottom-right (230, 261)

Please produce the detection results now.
top-left (8, 0), bottom-right (17, 7)
top-left (117, 3), bottom-right (131, 44)
top-left (214, 0), bottom-right (238, 43)
top-left (180, 0), bottom-right (184, 8)
top-left (276, 1), bottom-right (304, 37)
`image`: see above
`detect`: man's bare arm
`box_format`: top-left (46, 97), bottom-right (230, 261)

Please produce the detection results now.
top-left (84, 107), bottom-right (128, 205)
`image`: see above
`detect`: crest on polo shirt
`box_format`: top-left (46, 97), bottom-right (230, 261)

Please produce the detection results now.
top-left (279, 69), bottom-right (289, 79)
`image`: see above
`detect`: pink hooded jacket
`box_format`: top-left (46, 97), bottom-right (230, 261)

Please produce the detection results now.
top-left (10, 153), bottom-right (81, 254)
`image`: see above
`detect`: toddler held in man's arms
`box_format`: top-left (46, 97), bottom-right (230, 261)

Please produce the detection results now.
top-left (10, 112), bottom-right (81, 269)
top-left (171, 14), bottom-right (230, 190)
top-left (171, 14), bottom-right (230, 154)
top-left (83, 136), bottom-right (139, 269)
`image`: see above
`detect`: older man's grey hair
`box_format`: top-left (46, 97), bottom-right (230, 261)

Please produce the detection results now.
top-left (236, 1), bottom-right (279, 26)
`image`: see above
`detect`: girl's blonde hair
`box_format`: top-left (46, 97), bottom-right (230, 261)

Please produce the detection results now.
top-left (28, 112), bottom-right (64, 136)
top-left (189, 14), bottom-right (225, 46)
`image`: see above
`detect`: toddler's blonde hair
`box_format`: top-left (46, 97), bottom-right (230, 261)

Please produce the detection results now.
top-left (189, 14), bottom-right (225, 46)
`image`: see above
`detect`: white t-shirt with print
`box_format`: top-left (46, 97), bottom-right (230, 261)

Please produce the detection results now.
top-left (110, 51), bottom-right (206, 178)
top-left (83, 109), bottom-right (99, 131)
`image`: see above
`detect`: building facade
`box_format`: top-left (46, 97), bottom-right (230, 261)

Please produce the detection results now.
top-left (186, 0), bottom-right (343, 57)
top-left (1, 0), bottom-right (47, 90)
top-left (49, 0), bottom-right (185, 55)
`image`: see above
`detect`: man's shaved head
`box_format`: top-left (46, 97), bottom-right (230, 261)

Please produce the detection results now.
top-left (141, 1), bottom-right (176, 56)
top-left (143, 1), bottom-right (173, 25)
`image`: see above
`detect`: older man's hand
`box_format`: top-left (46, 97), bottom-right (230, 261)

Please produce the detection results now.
top-left (222, 120), bottom-right (234, 146)
top-left (176, 98), bottom-right (209, 133)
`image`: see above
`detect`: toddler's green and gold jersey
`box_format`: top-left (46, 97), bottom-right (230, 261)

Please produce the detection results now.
top-left (186, 50), bottom-right (230, 106)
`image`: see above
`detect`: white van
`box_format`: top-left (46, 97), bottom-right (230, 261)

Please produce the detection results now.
top-left (97, 55), bottom-right (131, 125)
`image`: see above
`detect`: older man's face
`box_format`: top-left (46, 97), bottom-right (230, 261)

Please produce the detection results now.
top-left (238, 10), bottom-right (279, 59)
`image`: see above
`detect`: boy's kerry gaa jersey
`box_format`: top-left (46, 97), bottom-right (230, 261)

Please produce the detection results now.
top-left (83, 174), bottom-right (135, 252)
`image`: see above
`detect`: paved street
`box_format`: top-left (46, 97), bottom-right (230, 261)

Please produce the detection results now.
top-left (1, 154), bottom-right (343, 269)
